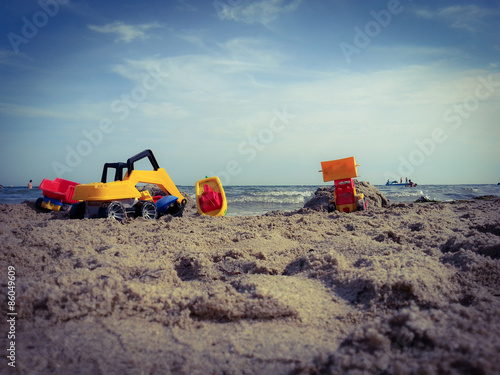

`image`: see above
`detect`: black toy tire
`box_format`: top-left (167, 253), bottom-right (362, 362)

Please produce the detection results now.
top-left (70, 202), bottom-right (85, 219)
top-left (356, 198), bottom-right (367, 211)
top-left (166, 201), bottom-right (186, 217)
top-left (36, 198), bottom-right (43, 209)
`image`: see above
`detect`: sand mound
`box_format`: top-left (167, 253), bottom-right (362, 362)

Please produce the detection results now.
top-left (303, 180), bottom-right (390, 211)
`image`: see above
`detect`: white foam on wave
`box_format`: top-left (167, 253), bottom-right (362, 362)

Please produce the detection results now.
top-left (229, 190), bottom-right (315, 204)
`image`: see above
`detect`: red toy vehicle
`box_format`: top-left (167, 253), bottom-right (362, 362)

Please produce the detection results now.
top-left (319, 156), bottom-right (367, 213)
top-left (36, 178), bottom-right (80, 211)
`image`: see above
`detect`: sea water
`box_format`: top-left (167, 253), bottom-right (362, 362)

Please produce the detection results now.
top-left (0, 186), bottom-right (44, 205)
top-left (378, 184), bottom-right (500, 205)
top-left (1, 184), bottom-right (499, 217)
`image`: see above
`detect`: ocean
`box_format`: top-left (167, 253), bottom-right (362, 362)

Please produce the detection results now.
top-left (1, 184), bottom-right (498, 217)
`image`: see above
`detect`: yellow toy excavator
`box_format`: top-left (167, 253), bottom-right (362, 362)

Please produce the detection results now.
top-left (70, 150), bottom-right (186, 221)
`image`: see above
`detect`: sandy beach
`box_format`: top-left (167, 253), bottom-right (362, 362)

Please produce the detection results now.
top-left (1, 182), bottom-right (499, 374)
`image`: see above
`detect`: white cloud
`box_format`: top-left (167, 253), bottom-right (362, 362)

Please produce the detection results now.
top-left (0, 49), bottom-right (18, 65)
top-left (0, 49), bottom-right (32, 68)
top-left (0, 102), bottom-right (78, 120)
top-left (107, 47), bottom-right (500, 151)
top-left (414, 5), bottom-right (498, 32)
top-left (218, 37), bottom-right (287, 69)
top-left (140, 102), bottom-right (191, 120)
top-left (371, 45), bottom-right (462, 58)
top-left (177, 34), bottom-right (206, 48)
top-left (174, 0), bottom-right (198, 12)
top-left (88, 21), bottom-right (161, 42)
top-left (219, 0), bottom-right (302, 24)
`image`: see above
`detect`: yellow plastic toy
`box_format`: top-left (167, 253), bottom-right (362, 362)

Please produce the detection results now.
top-left (70, 150), bottom-right (186, 221)
top-left (195, 176), bottom-right (227, 217)
top-left (319, 156), bottom-right (367, 213)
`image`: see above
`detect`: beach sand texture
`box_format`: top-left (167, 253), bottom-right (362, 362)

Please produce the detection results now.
top-left (1, 183), bottom-right (499, 374)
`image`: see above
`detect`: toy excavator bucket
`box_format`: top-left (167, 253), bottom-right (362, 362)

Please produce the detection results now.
top-left (319, 156), bottom-right (359, 182)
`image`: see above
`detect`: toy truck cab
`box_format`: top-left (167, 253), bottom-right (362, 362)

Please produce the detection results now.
top-left (70, 150), bottom-right (186, 221)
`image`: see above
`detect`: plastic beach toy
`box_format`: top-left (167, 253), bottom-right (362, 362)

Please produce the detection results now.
top-left (70, 149), bottom-right (186, 221)
top-left (195, 176), bottom-right (227, 216)
top-left (155, 195), bottom-right (178, 215)
top-left (37, 178), bottom-right (80, 211)
top-left (319, 156), bottom-right (367, 213)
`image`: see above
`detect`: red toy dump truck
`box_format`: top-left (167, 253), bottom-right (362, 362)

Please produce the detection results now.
top-left (36, 178), bottom-right (80, 211)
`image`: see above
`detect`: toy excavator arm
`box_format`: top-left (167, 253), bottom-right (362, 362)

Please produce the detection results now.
top-left (124, 169), bottom-right (185, 203)
top-left (127, 149), bottom-right (160, 173)
top-left (122, 150), bottom-right (185, 203)
top-left (72, 150), bottom-right (185, 203)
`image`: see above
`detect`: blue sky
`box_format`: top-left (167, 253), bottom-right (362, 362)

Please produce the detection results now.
top-left (1, 0), bottom-right (499, 186)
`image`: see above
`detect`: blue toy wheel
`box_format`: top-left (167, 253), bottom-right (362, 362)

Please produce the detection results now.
top-left (156, 196), bottom-right (178, 215)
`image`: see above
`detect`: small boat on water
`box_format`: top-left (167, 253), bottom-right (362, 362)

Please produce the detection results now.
top-left (195, 176), bottom-right (227, 216)
top-left (386, 180), bottom-right (418, 187)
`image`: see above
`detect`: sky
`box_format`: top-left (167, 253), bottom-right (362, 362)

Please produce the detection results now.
top-left (0, 0), bottom-right (499, 186)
